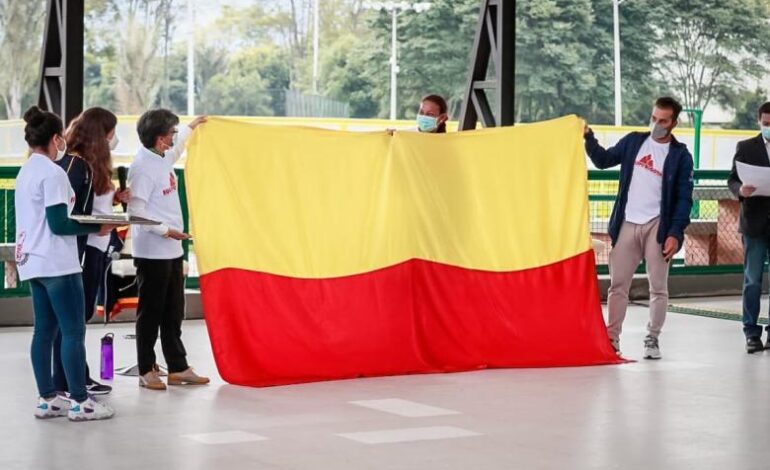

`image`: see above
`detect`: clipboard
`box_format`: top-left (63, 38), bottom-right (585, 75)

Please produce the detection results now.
top-left (71, 214), bottom-right (161, 226)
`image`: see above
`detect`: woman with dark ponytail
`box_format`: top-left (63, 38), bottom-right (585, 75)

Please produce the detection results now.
top-left (15, 106), bottom-right (116, 421)
top-left (51, 107), bottom-right (129, 396)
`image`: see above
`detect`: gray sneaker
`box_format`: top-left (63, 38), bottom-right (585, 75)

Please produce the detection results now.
top-left (643, 335), bottom-right (661, 360)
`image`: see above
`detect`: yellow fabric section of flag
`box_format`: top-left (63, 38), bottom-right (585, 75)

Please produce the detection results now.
top-left (185, 115), bottom-right (590, 279)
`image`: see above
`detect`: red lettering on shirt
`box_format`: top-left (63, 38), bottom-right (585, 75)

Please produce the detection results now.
top-left (634, 154), bottom-right (662, 177)
top-left (162, 172), bottom-right (177, 196)
top-left (15, 232), bottom-right (28, 265)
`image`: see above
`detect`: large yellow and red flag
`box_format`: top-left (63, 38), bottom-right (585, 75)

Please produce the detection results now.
top-left (186, 115), bottom-right (621, 387)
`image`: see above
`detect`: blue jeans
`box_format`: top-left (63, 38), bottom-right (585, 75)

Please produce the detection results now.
top-left (742, 235), bottom-right (770, 339)
top-left (53, 245), bottom-right (108, 391)
top-left (29, 273), bottom-right (88, 402)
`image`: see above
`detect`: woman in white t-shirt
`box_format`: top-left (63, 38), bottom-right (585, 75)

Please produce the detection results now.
top-left (14, 106), bottom-right (116, 422)
top-left (50, 107), bottom-right (130, 397)
top-left (127, 109), bottom-right (210, 391)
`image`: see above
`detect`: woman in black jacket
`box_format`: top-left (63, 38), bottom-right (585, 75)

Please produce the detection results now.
top-left (53, 107), bottom-right (130, 395)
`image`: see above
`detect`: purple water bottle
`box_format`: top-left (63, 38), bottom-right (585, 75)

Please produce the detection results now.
top-left (100, 333), bottom-right (114, 380)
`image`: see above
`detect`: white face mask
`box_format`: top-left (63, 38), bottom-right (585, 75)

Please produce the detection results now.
top-left (108, 133), bottom-right (119, 151)
top-left (54, 136), bottom-right (67, 162)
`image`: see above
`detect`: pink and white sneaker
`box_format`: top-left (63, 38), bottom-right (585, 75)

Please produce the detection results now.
top-left (34, 394), bottom-right (71, 419)
top-left (68, 395), bottom-right (115, 422)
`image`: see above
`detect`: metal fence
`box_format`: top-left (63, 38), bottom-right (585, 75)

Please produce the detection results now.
top-left (284, 90), bottom-right (350, 118)
top-left (589, 169), bottom-right (741, 275)
top-left (0, 167), bottom-right (743, 299)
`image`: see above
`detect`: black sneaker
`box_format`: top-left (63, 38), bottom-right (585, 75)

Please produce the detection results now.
top-left (86, 381), bottom-right (112, 395)
top-left (746, 336), bottom-right (764, 354)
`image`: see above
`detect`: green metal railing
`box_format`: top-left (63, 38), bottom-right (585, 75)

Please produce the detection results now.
top-left (684, 108), bottom-right (703, 169)
top-left (0, 167), bottom-right (196, 298)
top-left (0, 167), bottom-right (742, 298)
top-left (0, 166), bottom-right (27, 297)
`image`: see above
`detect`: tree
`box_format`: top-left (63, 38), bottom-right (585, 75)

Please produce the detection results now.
top-left (158, 0), bottom-right (177, 108)
top-left (321, 34), bottom-right (380, 118)
top-left (112, 0), bottom-right (176, 113)
top-left (212, 4), bottom-right (275, 49)
top-left (198, 47), bottom-right (274, 116)
top-left (724, 88), bottom-right (767, 130)
top-left (361, 0), bottom-right (480, 119)
top-left (587, 0), bottom-right (667, 125)
top-left (83, 0), bottom-right (118, 110)
top-left (0, 0), bottom-right (46, 119)
top-left (651, 0), bottom-right (770, 113)
top-left (514, 0), bottom-right (600, 122)
top-left (251, 46), bottom-right (292, 116)
top-left (115, 15), bottom-right (162, 113)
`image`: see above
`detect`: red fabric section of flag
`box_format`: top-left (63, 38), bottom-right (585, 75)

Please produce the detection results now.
top-left (200, 250), bottom-right (623, 387)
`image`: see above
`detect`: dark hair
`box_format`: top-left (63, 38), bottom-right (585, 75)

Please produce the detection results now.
top-left (23, 106), bottom-right (63, 148)
top-left (65, 107), bottom-right (118, 195)
top-left (757, 102), bottom-right (770, 119)
top-left (654, 97), bottom-right (683, 122)
top-left (137, 108), bottom-right (179, 149)
top-left (421, 94), bottom-right (448, 133)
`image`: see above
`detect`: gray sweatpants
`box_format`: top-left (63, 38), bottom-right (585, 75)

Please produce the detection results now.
top-left (607, 218), bottom-right (670, 341)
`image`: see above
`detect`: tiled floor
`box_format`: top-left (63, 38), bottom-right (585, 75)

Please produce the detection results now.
top-left (1, 301), bottom-right (769, 470)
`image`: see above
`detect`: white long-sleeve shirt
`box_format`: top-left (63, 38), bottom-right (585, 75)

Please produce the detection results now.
top-left (127, 125), bottom-right (192, 259)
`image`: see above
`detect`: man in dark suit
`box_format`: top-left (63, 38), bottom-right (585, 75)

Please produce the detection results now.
top-left (728, 101), bottom-right (770, 353)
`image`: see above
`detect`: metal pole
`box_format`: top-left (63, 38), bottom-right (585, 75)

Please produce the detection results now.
top-left (186, 0), bottom-right (195, 116)
top-left (613, 0), bottom-right (622, 126)
top-left (312, 0), bottom-right (320, 94)
top-left (38, 0), bottom-right (85, 125)
top-left (687, 108), bottom-right (702, 169)
top-left (390, 8), bottom-right (398, 120)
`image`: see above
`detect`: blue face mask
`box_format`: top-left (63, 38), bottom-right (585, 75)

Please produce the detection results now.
top-left (761, 126), bottom-right (770, 140)
top-left (417, 115), bottom-right (439, 133)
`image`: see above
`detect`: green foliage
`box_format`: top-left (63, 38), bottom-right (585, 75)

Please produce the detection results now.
top-left (651, 0), bottom-right (770, 113)
top-left (0, 0), bottom-right (47, 118)
top-left (198, 47), bottom-right (274, 116)
top-left (515, 0), bottom-right (599, 122)
top-left (3, 0), bottom-right (769, 127)
top-left (321, 34), bottom-right (380, 118)
top-left (367, 0), bottom-right (481, 118)
top-left (724, 88), bottom-right (767, 130)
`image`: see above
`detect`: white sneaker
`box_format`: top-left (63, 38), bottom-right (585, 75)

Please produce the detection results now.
top-left (35, 394), bottom-right (71, 419)
top-left (643, 335), bottom-right (662, 360)
top-left (68, 395), bottom-right (115, 422)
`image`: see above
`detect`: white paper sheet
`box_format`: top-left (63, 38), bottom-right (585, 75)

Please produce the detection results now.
top-left (736, 161), bottom-right (770, 196)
